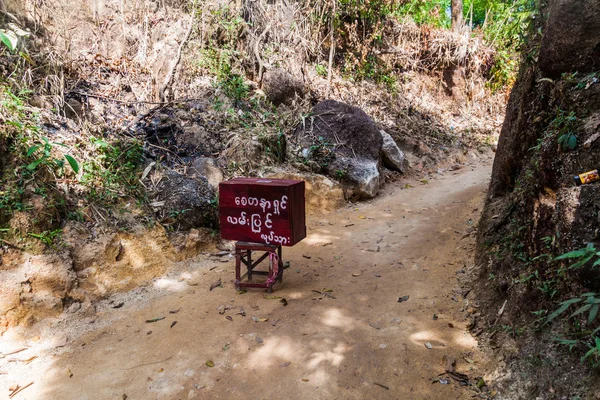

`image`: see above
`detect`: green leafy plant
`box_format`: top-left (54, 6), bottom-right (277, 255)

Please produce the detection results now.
top-left (0, 30), bottom-right (15, 52)
top-left (558, 132), bottom-right (577, 151)
top-left (546, 292), bottom-right (600, 326)
top-left (548, 110), bottom-right (578, 151)
top-left (554, 243), bottom-right (599, 270)
top-left (544, 244), bottom-right (600, 365)
top-left (582, 337), bottom-right (600, 367)
top-left (315, 64), bottom-right (327, 77)
top-left (28, 229), bottom-right (62, 246)
top-left (80, 138), bottom-right (144, 204)
top-left (26, 137), bottom-right (79, 174)
top-left (169, 209), bottom-right (191, 220)
top-left (554, 337), bottom-right (579, 351)
top-left (334, 168), bottom-right (348, 180)
top-left (394, 0), bottom-right (451, 28)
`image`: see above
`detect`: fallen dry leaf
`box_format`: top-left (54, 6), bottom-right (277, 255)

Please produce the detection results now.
top-left (209, 279), bottom-right (222, 291)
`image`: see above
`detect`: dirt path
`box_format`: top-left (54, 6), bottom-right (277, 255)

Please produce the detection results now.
top-left (1, 155), bottom-right (493, 400)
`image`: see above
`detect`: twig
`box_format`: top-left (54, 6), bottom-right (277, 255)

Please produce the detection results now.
top-left (122, 356), bottom-right (172, 370)
top-left (374, 382), bottom-right (390, 390)
top-left (325, 0), bottom-right (335, 98)
top-left (69, 91), bottom-right (166, 105)
top-left (492, 299), bottom-right (508, 328)
top-left (0, 239), bottom-right (25, 251)
top-left (584, 131), bottom-right (600, 149)
top-left (159, 0), bottom-right (197, 102)
top-left (1, 348), bottom-right (28, 357)
top-left (9, 382), bottom-right (34, 398)
top-left (255, 23), bottom-right (271, 84)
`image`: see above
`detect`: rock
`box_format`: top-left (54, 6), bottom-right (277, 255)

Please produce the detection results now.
top-left (185, 273), bottom-right (201, 286)
top-left (342, 160), bottom-right (381, 199)
top-left (179, 123), bottom-right (223, 156)
top-left (538, 0), bottom-right (600, 78)
top-left (67, 302), bottom-right (81, 313)
top-left (191, 157), bottom-right (224, 189)
top-left (64, 98), bottom-right (84, 120)
top-left (294, 100), bottom-right (383, 199)
top-left (154, 170), bottom-right (217, 230)
top-left (222, 135), bottom-right (266, 169)
top-left (29, 94), bottom-right (53, 110)
top-left (262, 68), bottom-right (305, 105)
top-left (380, 130), bottom-right (406, 173)
top-left (265, 170), bottom-right (345, 214)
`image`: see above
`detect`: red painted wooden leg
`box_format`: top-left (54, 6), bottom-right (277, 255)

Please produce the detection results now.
top-left (247, 249), bottom-right (252, 281)
top-left (235, 244), bottom-right (241, 289)
top-left (278, 246), bottom-right (284, 283)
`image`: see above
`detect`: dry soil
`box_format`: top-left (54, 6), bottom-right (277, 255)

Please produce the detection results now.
top-left (0, 154), bottom-right (494, 400)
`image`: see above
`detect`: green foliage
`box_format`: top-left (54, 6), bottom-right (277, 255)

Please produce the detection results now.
top-left (221, 74), bottom-right (249, 102)
top-left (334, 168), bottom-right (348, 180)
top-left (341, 54), bottom-right (396, 89)
top-left (0, 30), bottom-right (15, 52)
top-left (554, 337), bottom-right (579, 351)
top-left (339, 0), bottom-right (395, 21)
top-left (547, 244), bottom-right (600, 366)
top-left (333, 0), bottom-right (399, 89)
top-left (199, 48), bottom-right (248, 101)
top-left (554, 243), bottom-right (600, 270)
top-left (558, 132), bottom-right (577, 150)
top-left (581, 337), bottom-right (600, 367)
top-left (315, 64), bottom-right (328, 77)
top-left (394, 0), bottom-right (451, 28)
top-left (259, 132), bottom-right (286, 163)
top-left (548, 110), bottom-right (578, 151)
top-left (0, 187), bottom-right (27, 221)
top-left (28, 229), bottom-right (62, 247)
top-left (26, 137), bottom-right (79, 174)
top-left (397, 0), bottom-right (537, 90)
top-left (80, 138), bottom-right (145, 204)
top-left (302, 135), bottom-right (335, 169)
top-left (197, 5), bottom-right (249, 102)
top-left (545, 293), bottom-right (600, 326)
top-left (473, 0), bottom-right (537, 90)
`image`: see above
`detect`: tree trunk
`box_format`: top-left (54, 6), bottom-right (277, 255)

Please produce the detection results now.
top-left (451, 0), bottom-right (463, 30)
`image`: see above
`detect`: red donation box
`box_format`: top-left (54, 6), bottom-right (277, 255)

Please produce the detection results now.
top-left (219, 178), bottom-right (306, 246)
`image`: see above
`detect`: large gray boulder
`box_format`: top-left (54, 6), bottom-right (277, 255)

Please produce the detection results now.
top-left (294, 100), bottom-right (383, 199)
top-left (380, 130), bottom-right (407, 173)
top-left (153, 171), bottom-right (217, 229)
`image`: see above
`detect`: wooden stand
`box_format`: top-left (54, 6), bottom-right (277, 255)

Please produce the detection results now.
top-left (234, 241), bottom-right (284, 293)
